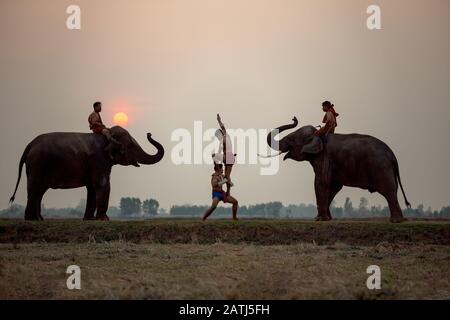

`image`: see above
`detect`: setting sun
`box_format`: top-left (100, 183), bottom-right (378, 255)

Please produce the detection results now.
top-left (113, 112), bottom-right (129, 126)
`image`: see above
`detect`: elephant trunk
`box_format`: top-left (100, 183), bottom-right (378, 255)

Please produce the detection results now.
top-left (136, 133), bottom-right (165, 165)
top-left (267, 117), bottom-right (298, 151)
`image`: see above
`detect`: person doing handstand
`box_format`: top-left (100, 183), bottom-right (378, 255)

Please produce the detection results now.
top-left (202, 163), bottom-right (239, 221)
top-left (213, 114), bottom-right (235, 196)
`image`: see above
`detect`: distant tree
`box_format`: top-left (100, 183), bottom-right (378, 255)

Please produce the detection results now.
top-left (344, 197), bottom-right (353, 217)
top-left (142, 199), bottom-right (159, 216)
top-left (359, 197), bottom-right (368, 210)
top-left (359, 197), bottom-right (369, 217)
top-left (120, 197), bottom-right (142, 216)
top-left (76, 198), bottom-right (87, 212)
top-left (333, 206), bottom-right (343, 218)
top-left (107, 206), bottom-right (121, 217)
top-left (0, 204), bottom-right (24, 218)
top-left (265, 202), bottom-right (283, 218)
top-left (370, 205), bottom-right (382, 217)
top-left (423, 206), bottom-right (431, 218)
top-left (416, 204), bottom-right (425, 218)
top-left (440, 206), bottom-right (450, 218)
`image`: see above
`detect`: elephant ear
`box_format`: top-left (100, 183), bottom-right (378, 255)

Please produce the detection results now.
top-left (301, 135), bottom-right (323, 154)
top-left (109, 140), bottom-right (124, 158)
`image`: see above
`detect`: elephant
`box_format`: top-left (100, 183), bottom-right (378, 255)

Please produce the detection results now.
top-left (267, 117), bottom-right (410, 223)
top-left (9, 126), bottom-right (164, 221)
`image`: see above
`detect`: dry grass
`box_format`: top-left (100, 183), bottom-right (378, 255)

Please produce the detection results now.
top-left (1, 241), bottom-right (449, 300)
top-left (1, 219), bottom-right (450, 245)
top-left (1, 219), bottom-right (449, 299)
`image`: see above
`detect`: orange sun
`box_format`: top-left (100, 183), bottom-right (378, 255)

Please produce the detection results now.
top-left (113, 112), bottom-right (129, 126)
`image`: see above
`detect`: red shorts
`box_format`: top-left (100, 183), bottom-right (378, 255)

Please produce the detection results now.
top-left (91, 127), bottom-right (104, 134)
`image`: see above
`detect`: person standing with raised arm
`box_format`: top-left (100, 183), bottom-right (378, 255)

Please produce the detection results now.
top-left (202, 163), bottom-right (238, 221)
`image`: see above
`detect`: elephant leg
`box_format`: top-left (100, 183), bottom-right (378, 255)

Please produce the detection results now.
top-left (327, 184), bottom-right (343, 220)
top-left (381, 191), bottom-right (406, 223)
top-left (378, 182), bottom-right (406, 223)
top-left (25, 191), bottom-right (45, 221)
top-left (24, 197), bottom-right (35, 221)
top-left (83, 185), bottom-right (96, 220)
top-left (24, 180), bottom-right (46, 221)
top-left (314, 176), bottom-right (331, 221)
top-left (95, 182), bottom-right (110, 221)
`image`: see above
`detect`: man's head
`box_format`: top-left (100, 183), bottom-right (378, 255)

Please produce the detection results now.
top-left (322, 100), bottom-right (333, 112)
top-left (93, 101), bottom-right (102, 112)
top-left (214, 163), bottom-right (223, 174)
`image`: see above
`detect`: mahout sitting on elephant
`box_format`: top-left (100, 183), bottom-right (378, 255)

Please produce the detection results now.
top-left (266, 116), bottom-right (410, 223)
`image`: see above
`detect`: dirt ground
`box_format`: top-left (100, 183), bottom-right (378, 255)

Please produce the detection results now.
top-left (0, 219), bottom-right (449, 299)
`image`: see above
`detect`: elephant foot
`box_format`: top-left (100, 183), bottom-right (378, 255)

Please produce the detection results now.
top-left (315, 215), bottom-right (332, 221)
top-left (83, 216), bottom-right (96, 221)
top-left (390, 216), bottom-right (407, 223)
top-left (25, 214), bottom-right (41, 221)
top-left (96, 215), bottom-right (110, 221)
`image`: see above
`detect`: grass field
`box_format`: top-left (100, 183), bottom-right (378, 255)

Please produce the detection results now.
top-left (0, 219), bottom-right (449, 299)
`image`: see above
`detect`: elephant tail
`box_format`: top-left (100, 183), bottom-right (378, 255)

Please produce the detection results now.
top-left (394, 159), bottom-right (411, 208)
top-left (9, 144), bottom-right (30, 205)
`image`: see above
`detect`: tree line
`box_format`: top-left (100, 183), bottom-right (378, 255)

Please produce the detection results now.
top-left (1, 196), bottom-right (450, 219)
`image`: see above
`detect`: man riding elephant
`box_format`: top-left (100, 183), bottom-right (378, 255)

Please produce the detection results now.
top-left (9, 126), bottom-right (164, 221)
top-left (266, 116), bottom-right (411, 223)
top-left (88, 101), bottom-right (120, 160)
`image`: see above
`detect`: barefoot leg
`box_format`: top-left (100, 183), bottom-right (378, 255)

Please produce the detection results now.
top-left (203, 198), bottom-right (220, 221)
top-left (225, 195), bottom-right (239, 220)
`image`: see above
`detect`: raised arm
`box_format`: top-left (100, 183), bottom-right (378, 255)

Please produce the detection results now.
top-left (217, 114), bottom-right (226, 134)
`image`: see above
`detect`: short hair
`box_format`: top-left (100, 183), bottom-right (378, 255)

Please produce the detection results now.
top-left (93, 101), bottom-right (102, 108)
top-left (214, 163), bottom-right (223, 171)
top-left (322, 101), bottom-right (334, 108)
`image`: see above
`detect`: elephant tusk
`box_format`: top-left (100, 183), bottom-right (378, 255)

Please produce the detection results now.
top-left (257, 151), bottom-right (283, 158)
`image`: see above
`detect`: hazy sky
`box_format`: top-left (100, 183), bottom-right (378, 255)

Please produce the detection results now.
top-left (1, 0), bottom-right (449, 212)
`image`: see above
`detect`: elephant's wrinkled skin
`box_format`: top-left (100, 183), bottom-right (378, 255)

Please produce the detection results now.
top-left (10, 126), bottom-right (164, 221)
top-left (267, 117), bottom-right (410, 223)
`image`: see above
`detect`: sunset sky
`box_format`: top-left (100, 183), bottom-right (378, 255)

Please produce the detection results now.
top-left (1, 0), bottom-right (449, 212)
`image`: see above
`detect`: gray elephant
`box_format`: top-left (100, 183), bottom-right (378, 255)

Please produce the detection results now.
top-left (267, 117), bottom-right (410, 222)
top-left (9, 126), bottom-right (164, 221)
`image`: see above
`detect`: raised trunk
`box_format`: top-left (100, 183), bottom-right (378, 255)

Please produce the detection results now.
top-left (267, 117), bottom-right (298, 151)
top-left (136, 133), bottom-right (165, 165)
